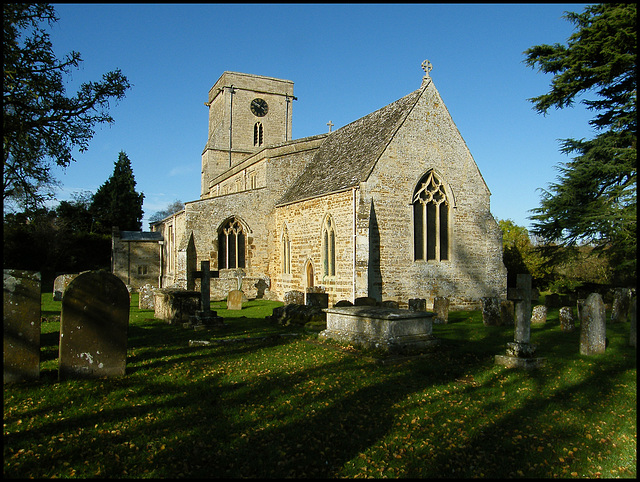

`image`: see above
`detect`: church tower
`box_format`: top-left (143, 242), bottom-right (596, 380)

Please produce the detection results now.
top-left (201, 72), bottom-right (294, 197)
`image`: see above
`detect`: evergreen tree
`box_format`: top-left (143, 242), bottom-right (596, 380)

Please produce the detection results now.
top-left (524, 3), bottom-right (636, 284)
top-left (3, 3), bottom-right (130, 210)
top-left (90, 151), bottom-right (144, 233)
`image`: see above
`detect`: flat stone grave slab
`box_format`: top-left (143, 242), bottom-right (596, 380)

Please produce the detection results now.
top-left (59, 271), bottom-right (130, 379)
top-left (320, 306), bottom-right (438, 354)
top-left (4, 270), bottom-right (41, 383)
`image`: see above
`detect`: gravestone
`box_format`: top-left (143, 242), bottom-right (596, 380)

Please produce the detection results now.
top-left (138, 284), bottom-right (156, 310)
top-left (495, 274), bottom-right (545, 369)
top-left (408, 298), bottom-right (426, 312)
top-left (500, 300), bottom-right (514, 326)
top-left (189, 261), bottom-right (224, 327)
top-left (629, 297), bottom-right (636, 348)
top-left (53, 273), bottom-right (79, 301)
top-left (433, 296), bottom-right (449, 324)
top-left (559, 306), bottom-right (576, 332)
top-left (381, 300), bottom-right (399, 309)
top-left (354, 296), bottom-right (378, 307)
top-left (59, 271), bottom-right (129, 379)
top-left (579, 293), bottom-right (606, 355)
top-left (227, 290), bottom-right (244, 310)
top-left (335, 300), bottom-right (354, 307)
top-left (306, 292), bottom-right (329, 308)
top-left (4, 270), bottom-right (41, 383)
top-left (545, 293), bottom-right (561, 308)
top-left (531, 305), bottom-right (547, 324)
top-left (284, 290), bottom-right (305, 305)
top-left (154, 289), bottom-right (200, 324)
top-left (481, 297), bottom-right (501, 326)
top-left (610, 288), bottom-right (632, 323)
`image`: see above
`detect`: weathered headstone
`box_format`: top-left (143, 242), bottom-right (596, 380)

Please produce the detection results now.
top-left (59, 271), bottom-right (130, 379)
top-left (495, 274), bottom-right (545, 369)
top-left (227, 289), bottom-right (244, 310)
top-left (334, 299), bottom-right (353, 307)
top-left (408, 298), bottom-right (426, 312)
top-left (354, 296), bottom-right (377, 307)
top-left (306, 292), bottom-right (329, 308)
top-left (531, 305), bottom-right (547, 325)
top-left (284, 290), bottom-right (305, 305)
top-left (611, 288), bottom-right (632, 323)
top-left (381, 300), bottom-right (399, 309)
top-left (629, 296), bottom-right (636, 348)
top-left (559, 306), bottom-right (576, 333)
top-left (433, 296), bottom-right (449, 324)
top-left (138, 283), bottom-right (156, 310)
top-left (154, 289), bottom-right (200, 324)
top-left (4, 270), bottom-right (41, 383)
top-left (481, 297), bottom-right (501, 326)
top-left (53, 273), bottom-right (79, 301)
top-left (500, 300), bottom-right (515, 326)
top-left (545, 293), bottom-right (561, 309)
top-left (579, 293), bottom-right (606, 355)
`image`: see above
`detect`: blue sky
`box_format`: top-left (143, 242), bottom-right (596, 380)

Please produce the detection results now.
top-left (46, 3), bottom-right (593, 230)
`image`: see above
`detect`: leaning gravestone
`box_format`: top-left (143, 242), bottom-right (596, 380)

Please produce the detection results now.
top-left (610, 288), bottom-right (632, 323)
top-left (579, 293), bottom-right (606, 355)
top-left (531, 305), bottom-right (547, 324)
top-left (53, 273), bottom-right (79, 301)
top-left (559, 306), bottom-right (576, 333)
top-left (500, 300), bottom-right (515, 326)
top-left (59, 271), bottom-right (130, 379)
top-left (433, 297), bottom-right (449, 324)
top-left (4, 270), bottom-right (41, 383)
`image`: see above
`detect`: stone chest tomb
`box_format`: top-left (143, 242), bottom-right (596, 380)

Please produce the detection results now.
top-left (320, 306), bottom-right (438, 354)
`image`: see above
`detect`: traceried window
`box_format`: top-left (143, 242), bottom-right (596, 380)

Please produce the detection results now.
top-left (413, 171), bottom-right (449, 261)
top-left (322, 215), bottom-right (336, 277)
top-left (282, 225), bottom-right (291, 275)
top-left (254, 122), bottom-right (264, 147)
top-left (218, 218), bottom-right (245, 269)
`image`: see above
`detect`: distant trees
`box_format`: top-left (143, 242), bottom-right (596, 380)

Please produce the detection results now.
top-left (149, 200), bottom-right (185, 224)
top-left (90, 151), bottom-right (145, 233)
top-left (524, 3), bottom-right (636, 286)
top-left (3, 3), bottom-right (130, 210)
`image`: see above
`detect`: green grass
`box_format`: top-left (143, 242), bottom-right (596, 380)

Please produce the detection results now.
top-left (4, 295), bottom-right (636, 478)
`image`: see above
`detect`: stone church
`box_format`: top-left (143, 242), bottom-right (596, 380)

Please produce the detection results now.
top-left (144, 62), bottom-right (507, 308)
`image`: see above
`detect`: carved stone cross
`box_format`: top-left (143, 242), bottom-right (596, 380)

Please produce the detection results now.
top-left (327, 120), bottom-right (334, 133)
top-left (507, 274), bottom-right (536, 345)
top-left (193, 260), bottom-right (219, 315)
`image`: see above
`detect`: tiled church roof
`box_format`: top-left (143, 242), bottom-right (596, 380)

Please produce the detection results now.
top-left (275, 85), bottom-right (424, 206)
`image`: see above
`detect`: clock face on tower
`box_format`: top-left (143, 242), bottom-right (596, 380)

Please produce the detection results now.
top-left (250, 98), bottom-right (269, 117)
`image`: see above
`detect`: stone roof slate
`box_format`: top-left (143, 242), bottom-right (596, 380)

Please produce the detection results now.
top-left (275, 86), bottom-right (424, 206)
top-left (120, 231), bottom-right (163, 241)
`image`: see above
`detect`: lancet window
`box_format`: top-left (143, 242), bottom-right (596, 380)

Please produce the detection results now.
top-left (254, 122), bottom-right (264, 147)
top-left (218, 218), bottom-right (245, 269)
top-left (322, 215), bottom-right (336, 277)
top-left (413, 171), bottom-right (449, 261)
top-left (282, 225), bottom-right (291, 275)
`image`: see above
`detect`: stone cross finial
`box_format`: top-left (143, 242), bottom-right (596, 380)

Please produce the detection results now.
top-left (421, 60), bottom-right (433, 83)
top-left (327, 120), bottom-right (334, 133)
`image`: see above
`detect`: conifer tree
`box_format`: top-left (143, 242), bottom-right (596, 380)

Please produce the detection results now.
top-left (90, 151), bottom-right (144, 233)
top-left (524, 3), bottom-right (636, 284)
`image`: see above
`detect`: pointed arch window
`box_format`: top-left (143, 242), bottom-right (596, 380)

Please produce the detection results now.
top-left (218, 218), bottom-right (245, 269)
top-left (413, 171), bottom-right (449, 261)
top-left (322, 215), bottom-right (336, 277)
top-left (282, 225), bottom-right (291, 275)
top-left (253, 122), bottom-right (264, 147)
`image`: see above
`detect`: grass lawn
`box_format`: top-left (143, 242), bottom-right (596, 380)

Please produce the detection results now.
top-left (4, 294), bottom-right (636, 478)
